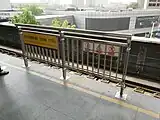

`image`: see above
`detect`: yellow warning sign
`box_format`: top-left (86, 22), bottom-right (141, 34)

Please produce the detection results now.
top-left (22, 32), bottom-right (58, 49)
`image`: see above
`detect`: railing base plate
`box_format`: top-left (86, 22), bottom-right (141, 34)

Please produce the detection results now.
top-left (22, 64), bottom-right (31, 68)
top-left (60, 76), bottom-right (70, 80)
top-left (115, 91), bottom-right (127, 100)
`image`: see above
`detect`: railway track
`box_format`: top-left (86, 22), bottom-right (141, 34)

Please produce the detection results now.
top-left (0, 45), bottom-right (160, 98)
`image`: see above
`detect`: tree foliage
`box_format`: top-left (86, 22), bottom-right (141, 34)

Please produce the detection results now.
top-left (11, 9), bottom-right (39, 24)
top-left (52, 18), bottom-right (76, 28)
top-left (127, 2), bottom-right (139, 9)
top-left (21, 5), bottom-right (43, 16)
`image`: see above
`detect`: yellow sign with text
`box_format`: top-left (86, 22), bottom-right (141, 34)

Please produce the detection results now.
top-left (23, 32), bottom-right (58, 49)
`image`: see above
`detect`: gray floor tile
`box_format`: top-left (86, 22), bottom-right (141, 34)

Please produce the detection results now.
top-left (0, 95), bottom-right (48, 120)
top-left (29, 82), bottom-right (70, 107)
top-left (0, 87), bottom-right (23, 111)
top-left (135, 112), bottom-right (158, 120)
top-left (31, 84), bottom-right (100, 120)
top-left (35, 108), bottom-right (74, 120)
top-left (49, 90), bottom-right (100, 120)
top-left (87, 99), bottom-right (137, 120)
top-left (127, 92), bottom-right (160, 113)
top-left (1, 108), bottom-right (37, 120)
top-left (0, 68), bottom-right (26, 88)
top-left (29, 81), bottom-right (100, 120)
top-left (0, 98), bottom-right (38, 120)
top-left (7, 72), bottom-right (50, 96)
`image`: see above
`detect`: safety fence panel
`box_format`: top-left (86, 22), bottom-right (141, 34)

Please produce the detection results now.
top-left (62, 33), bottom-right (130, 82)
top-left (18, 27), bottom-right (61, 67)
top-left (17, 24), bottom-right (131, 91)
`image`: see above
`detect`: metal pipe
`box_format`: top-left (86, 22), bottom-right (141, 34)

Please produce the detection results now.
top-left (64, 32), bottom-right (129, 41)
top-left (81, 41), bottom-right (84, 70)
top-left (31, 46), bottom-right (35, 59)
top-left (20, 30), bottom-right (60, 37)
top-left (45, 48), bottom-right (49, 63)
top-left (25, 45), bottom-right (29, 58)
top-left (28, 45), bottom-right (32, 58)
top-left (103, 45), bottom-right (107, 78)
top-left (17, 23), bottom-right (131, 39)
top-left (64, 35), bottom-right (127, 47)
top-left (53, 50), bottom-right (56, 63)
top-left (92, 42), bottom-right (95, 74)
top-left (120, 37), bottom-right (131, 97)
top-left (76, 40), bottom-right (79, 69)
top-left (38, 47), bottom-right (42, 60)
top-left (35, 46), bottom-right (39, 58)
top-left (19, 32), bottom-right (28, 68)
top-left (49, 49), bottom-right (53, 63)
top-left (67, 38), bottom-right (70, 66)
top-left (109, 56), bottom-right (113, 78)
top-left (72, 39), bottom-right (74, 68)
top-left (57, 36), bottom-right (61, 64)
top-left (60, 31), bottom-right (67, 80)
top-left (115, 46), bottom-right (121, 80)
top-left (97, 44), bottom-right (101, 75)
top-left (87, 42), bottom-right (89, 72)
top-left (41, 47), bottom-right (45, 60)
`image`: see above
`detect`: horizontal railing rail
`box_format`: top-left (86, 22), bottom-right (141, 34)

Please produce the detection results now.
top-left (16, 23), bottom-right (131, 42)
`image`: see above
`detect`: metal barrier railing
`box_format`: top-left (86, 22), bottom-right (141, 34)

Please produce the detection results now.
top-left (17, 24), bottom-right (132, 98)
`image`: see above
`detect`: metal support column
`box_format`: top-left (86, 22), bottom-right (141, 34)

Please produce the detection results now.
top-left (60, 31), bottom-right (67, 81)
top-left (120, 37), bottom-right (131, 98)
top-left (19, 32), bottom-right (29, 68)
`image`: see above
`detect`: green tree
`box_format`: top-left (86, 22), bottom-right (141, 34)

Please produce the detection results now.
top-left (11, 9), bottom-right (39, 24)
top-left (22, 5), bottom-right (43, 16)
top-left (127, 2), bottom-right (139, 9)
top-left (52, 18), bottom-right (76, 28)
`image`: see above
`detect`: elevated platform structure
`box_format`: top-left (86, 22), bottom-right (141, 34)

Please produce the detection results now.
top-left (0, 52), bottom-right (159, 120)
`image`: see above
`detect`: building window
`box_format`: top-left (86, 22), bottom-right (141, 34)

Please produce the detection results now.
top-left (158, 0), bottom-right (160, 2)
top-left (149, 3), bottom-right (157, 6)
top-left (149, 0), bottom-right (156, 2)
top-left (157, 3), bottom-right (160, 6)
top-left (153, 3), bottom-right (156, 6)
top-left (149, 3), bottom-right (153, 6)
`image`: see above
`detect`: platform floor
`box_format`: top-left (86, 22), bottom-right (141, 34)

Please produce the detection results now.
top-left (0, 53), bottom-right (160, 120)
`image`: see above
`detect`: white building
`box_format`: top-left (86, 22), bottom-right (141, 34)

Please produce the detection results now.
top-left (54, 0), bottom-right (60, 5)
top-left (45, 9), bottom-right (160, 35)
top-left (95, 0), bottom-right (108, 7)
top-left (0, 0), bottom-right (11, 10)
top-left (0, 0), bottom-right (20, 20)
top-left (72, 0), bottom-right (84, 7)
top-left (48, 0), bottom-right (53, 5)
top-left (86, 0), bottom-right (96, 7)
top-left (48, 0), bottom-right (60, 5)
top-left (104, 3), bottom-right (127, 10)
top-left (138, 0), bottom-right (160, 9)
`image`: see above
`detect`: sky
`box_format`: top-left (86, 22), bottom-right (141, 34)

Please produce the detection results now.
top-left (10, 0), bottom-right (137, 4)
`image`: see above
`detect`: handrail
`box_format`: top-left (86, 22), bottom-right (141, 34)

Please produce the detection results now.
top-left (16, 24), bottom-right (132, 41)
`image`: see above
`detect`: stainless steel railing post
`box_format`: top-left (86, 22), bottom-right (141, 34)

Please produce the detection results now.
top-left (19, 32), bottom-right (29, 68)
top-left (120, 37), bottom-right (131, 97)
top-left (60, 31), bottom-right (67, 80)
